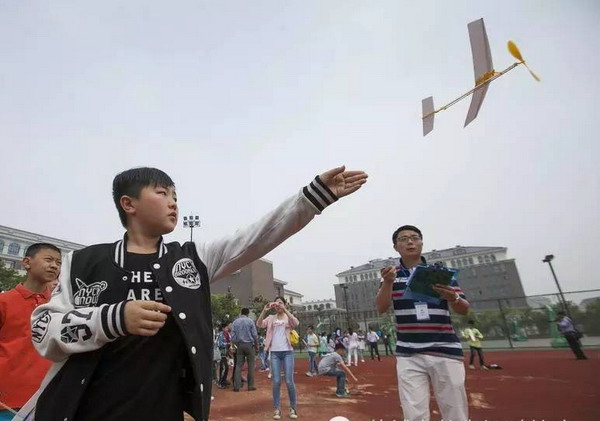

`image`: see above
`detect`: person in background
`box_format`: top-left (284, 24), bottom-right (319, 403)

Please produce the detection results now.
top-left (556, 311), bottom-right (587, 360)
top-left (318, 332), bottom-right (328, 357)
top-left (463, 320), bottom-right (487, 369)
top-left (383, 333), bottom-right (394, 356)
top-left (258, 332), bottom-right (269, 372)
top-left (257, 297), bottom-right (299, 420)
top-left (317, 343), bottom-right (358, 398)
top-left (346, 328), bottom-right (359, 366)
top-left (357, 330), bottom-right (366, 362)
top-left (0, 243), bottom-right (61, 420)
top-left (305, 326), bottom-right (319, 377)
top-left (366, 328), bottom-right (381, 361)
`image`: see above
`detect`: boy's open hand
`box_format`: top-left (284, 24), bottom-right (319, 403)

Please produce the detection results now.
top-left (124, 300), bottom-right (171, 336)
top-left (319, 166), bottom-right (368, 198)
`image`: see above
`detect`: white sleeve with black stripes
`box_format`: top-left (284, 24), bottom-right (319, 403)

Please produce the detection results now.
top-left (30, 252), bottom-right (128, 362)
top-left (197, 176), bottom-right (338, 283)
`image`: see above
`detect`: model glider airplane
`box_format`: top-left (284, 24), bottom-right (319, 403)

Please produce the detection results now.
top-left (422, 18), bottom-right (540, 136)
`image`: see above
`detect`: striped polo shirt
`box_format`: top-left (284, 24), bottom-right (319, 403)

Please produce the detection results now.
top-left (387, 259), bottom-right (466, 360)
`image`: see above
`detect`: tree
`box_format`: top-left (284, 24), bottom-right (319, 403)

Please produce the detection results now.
top-left (211, 292), bottom-right (241, 326)
top-left (251, 294), bottom-right (270, 319)
top-left (0, 264), bottom-right (25, 292)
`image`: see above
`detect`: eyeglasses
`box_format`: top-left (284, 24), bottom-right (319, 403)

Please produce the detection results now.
top-left (397, 235), bottom-right (422, 244)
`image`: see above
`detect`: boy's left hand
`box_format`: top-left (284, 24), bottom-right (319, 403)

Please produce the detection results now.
top-left (319, 166), bottom-right (368, 198)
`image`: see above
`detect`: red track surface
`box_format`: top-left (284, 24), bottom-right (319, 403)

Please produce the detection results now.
top-left (204, 349), bottom-right (599, 421)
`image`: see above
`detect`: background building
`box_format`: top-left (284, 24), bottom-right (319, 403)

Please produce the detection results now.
top-left (0, 224), bottom-right (85, 274)
top-left (211, 258), bottom-right (301, 309)
top-left (296, 298), bottom-right (347, 334)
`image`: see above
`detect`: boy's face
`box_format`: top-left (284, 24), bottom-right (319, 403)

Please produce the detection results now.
top-left (393, 229), bottom-right (423, 259)
top-left (23, 249), bottom-right (62, 284)
top-left (126, 185), bottom-right (178, 235)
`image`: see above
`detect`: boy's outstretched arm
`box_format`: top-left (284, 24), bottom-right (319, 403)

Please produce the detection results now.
top-left (197, 166), bottom-right (368, 282)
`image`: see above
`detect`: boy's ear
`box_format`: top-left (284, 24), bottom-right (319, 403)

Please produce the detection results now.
top-left (120, 195), bottom-right (137, 218)
top-left (22, 256), bottom-right (31, 270)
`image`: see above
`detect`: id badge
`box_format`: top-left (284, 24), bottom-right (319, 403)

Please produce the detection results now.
top-left (415, 302), bottom-right (430, 321)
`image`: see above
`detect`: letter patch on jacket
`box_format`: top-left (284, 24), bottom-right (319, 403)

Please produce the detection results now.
top-left (172, 258), bottom-right (202, 289)
top-left (32, 310), bottom-right (51, 343)
top-left (73, 278), bottom-right (108, 307)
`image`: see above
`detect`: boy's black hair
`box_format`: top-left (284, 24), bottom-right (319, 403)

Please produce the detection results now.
top-left (274, 296), bottom-right (287, 305)
top-left (241, 308), bottom-right (250, 316)
top-left (392, 225), bottom-right (423, 244)
top-left (334, 343), bottom-right (346, 351)
top-left (25, 243), bottom-right (61, 258)
top-left (112, 167), bottom-right (175, 227)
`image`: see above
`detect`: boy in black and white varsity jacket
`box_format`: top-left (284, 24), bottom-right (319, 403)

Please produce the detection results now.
top-left (17, 166), bottom-right (367, 421)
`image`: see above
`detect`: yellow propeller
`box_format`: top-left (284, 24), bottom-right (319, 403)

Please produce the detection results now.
top-left (508, 40), bottom-right (540, 82)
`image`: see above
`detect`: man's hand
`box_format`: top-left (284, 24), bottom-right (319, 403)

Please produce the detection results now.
top-left (432, 284), bottom-right (458, 302)
top-left (380, 266), bottom-right (396, 284)
top-left (319, 166), bottom-right (368, 198)
top-left (124, 300), bottom-right (171, 336)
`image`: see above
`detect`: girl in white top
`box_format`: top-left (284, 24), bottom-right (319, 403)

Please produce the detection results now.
top-left (346, 328), bottom-right (359, 366)
top-left (256, 296), bottom-right (299, 420)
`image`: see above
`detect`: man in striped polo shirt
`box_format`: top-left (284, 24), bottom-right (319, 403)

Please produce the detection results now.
top-left (376, 225), bottom-right (470, 421)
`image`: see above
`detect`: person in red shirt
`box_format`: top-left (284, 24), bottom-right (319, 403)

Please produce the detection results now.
top-left (0, 243), bottom-right (62, 419)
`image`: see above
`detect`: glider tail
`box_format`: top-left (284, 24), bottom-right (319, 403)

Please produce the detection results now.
top-left (422, 96), bottom-right (435, 136)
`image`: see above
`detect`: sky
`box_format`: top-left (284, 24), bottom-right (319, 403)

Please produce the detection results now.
top-left (1, 1), bottom-right (599, 301)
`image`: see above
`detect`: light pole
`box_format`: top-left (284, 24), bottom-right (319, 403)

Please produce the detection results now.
top-left (340, 283), bottom-right (351, 330)
top-left (183, 215), bottom-right (201, 242)
top-left (542, 254), bottom-right (571, 318)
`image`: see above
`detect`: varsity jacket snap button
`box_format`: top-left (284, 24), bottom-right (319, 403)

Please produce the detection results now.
top-left (122, 276), bottom-right (127, 281)
top-left (179, 312), bottom-right (186, 320)
top-left (81, 378), bottom-right (85, 385)
top-left (153, 263), bottom-right (160, 269)
top-left (191, 346), bottom-right (197, 354)
top-left (165, 286), bottom-right (173, 293)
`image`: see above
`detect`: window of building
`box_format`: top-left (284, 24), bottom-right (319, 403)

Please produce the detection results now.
top-left (308, 305), bottom-right (312, 310)
top-left (326, 303), bottom-right (331, 309)
top-left (0, 240), bottom-right (4, 254)
top-left (468, 257), bottom-right (474, 265)
top-left (491, 254), bottom-right (497, 262)
top-left (7, 243), bottom-right (20, 256)
top-left (477, 256), bottom-right (483, 263)
top-left (462, 258), bottom-right (468, 266)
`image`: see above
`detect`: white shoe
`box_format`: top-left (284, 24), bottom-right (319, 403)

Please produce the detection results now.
top-left (268, 373), bottom-right (272, 379)
top-left (361, 359), bottom-right (365, 362)
top-left (273, 409), bottom-right (281, 420)
top-left (469, 365), bottom-right (475, 369)
top-left (305, 372), bottom-right (313, 377)
top-left (289, 408), bottom-right (298, 419)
